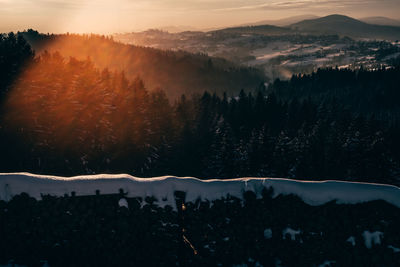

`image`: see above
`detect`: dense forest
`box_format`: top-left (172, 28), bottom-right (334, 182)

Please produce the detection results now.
top-left (1, 32), bottom-right (400, 185)
top-left (0, 32), bottom-right (34, 102)
top-left (270, 67), bottom-right (400, 119)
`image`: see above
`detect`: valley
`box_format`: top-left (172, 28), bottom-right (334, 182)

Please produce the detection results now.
top-left (115, 15), bottom-right (400, 80)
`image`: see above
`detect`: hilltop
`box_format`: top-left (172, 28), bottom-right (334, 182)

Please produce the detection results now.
top-left (291, 14), bottom-right (400, 40)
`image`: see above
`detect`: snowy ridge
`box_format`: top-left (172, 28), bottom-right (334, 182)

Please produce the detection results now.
top-left (1, 173), bottom-right (400, 209)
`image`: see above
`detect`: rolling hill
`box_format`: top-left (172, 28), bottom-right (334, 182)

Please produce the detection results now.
top-left (211, 24), bottom-right (293, 35)
top-left (239, 14), bottom-right (319, 27)
top-left (290, 14), bottom-right (400, 40)
top-left (360, 16), bottom-right (400, 27)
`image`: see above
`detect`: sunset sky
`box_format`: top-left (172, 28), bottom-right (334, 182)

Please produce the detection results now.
top-left (1, 0), bottom-right (399, 33)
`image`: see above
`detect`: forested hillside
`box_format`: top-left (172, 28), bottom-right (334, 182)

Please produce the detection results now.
top-left (1, 33), bottom-right (400, 185)
top-left (270, 67), bottom-right (400, 119)
top-left (18, 30), bottom-right (265, 100)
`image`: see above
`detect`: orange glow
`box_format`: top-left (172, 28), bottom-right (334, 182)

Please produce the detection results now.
top-left (26, 34), bottom-right (184, 99)
top-left (3, 50), bottom-right (161, 156)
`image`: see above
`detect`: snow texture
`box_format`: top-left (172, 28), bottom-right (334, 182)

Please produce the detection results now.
top-left (1, 173), bottom-right (400, 210)
top-left (362, 231), bottom-right (383, 249)
top-left (118, 198), bottom-right (129, 208)
top-left (282, 228), bottom-right (301, 241)
top-left (346, 236), bottom-right (356, 246)
top-left (263, 228), bottom-right (272, 239)
top-left (388, 245), bottom-right (400, 253)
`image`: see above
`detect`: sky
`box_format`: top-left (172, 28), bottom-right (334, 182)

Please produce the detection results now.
top-left (1, 0), bottom-right (400, 33)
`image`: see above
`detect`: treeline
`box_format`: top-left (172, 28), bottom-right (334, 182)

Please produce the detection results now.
top-left (270, 67), bottom-right (400, 120)
top-left (0, 50), bottom-right (399, 185)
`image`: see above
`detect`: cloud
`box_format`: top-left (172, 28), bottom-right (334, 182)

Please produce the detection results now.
top-left (1, 0), bottom-right (397, 13)
top-left (1, 0), bottom-right (399, 33)
top-left (213, 0), bottom-right (391, 12)
top-left (35, 0), bottom-right (83, 9)
top-left (0, 0), bottom-right (83, 12)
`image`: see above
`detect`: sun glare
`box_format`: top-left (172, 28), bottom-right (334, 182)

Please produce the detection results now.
top-left (4, 49), bottom-right (151, 154)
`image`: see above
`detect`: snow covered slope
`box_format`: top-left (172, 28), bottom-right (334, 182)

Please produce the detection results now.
top-left (1, 173), bottom-right (400, 209)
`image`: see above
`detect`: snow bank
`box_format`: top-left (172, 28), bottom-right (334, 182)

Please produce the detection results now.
top-left (1, 173), bottom-right (400, 210)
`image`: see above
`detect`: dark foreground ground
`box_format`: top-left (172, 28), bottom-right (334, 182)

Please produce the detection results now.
top-left (1, 189), bottom-right (400, 266)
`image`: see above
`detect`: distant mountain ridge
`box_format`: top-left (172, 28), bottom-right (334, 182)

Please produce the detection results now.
top-left (238, 14), bottom-right (319, 27)
top-left (115, 14), bottom-right (400, 42)
top-left (212, 24), bottom-right (292, 35)
top-left (207, 14), bottom-right (400, 40)
top-left (290, 14), bottom-right (400, 40)
top-left (360, 16), bottom-right (400, 27)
